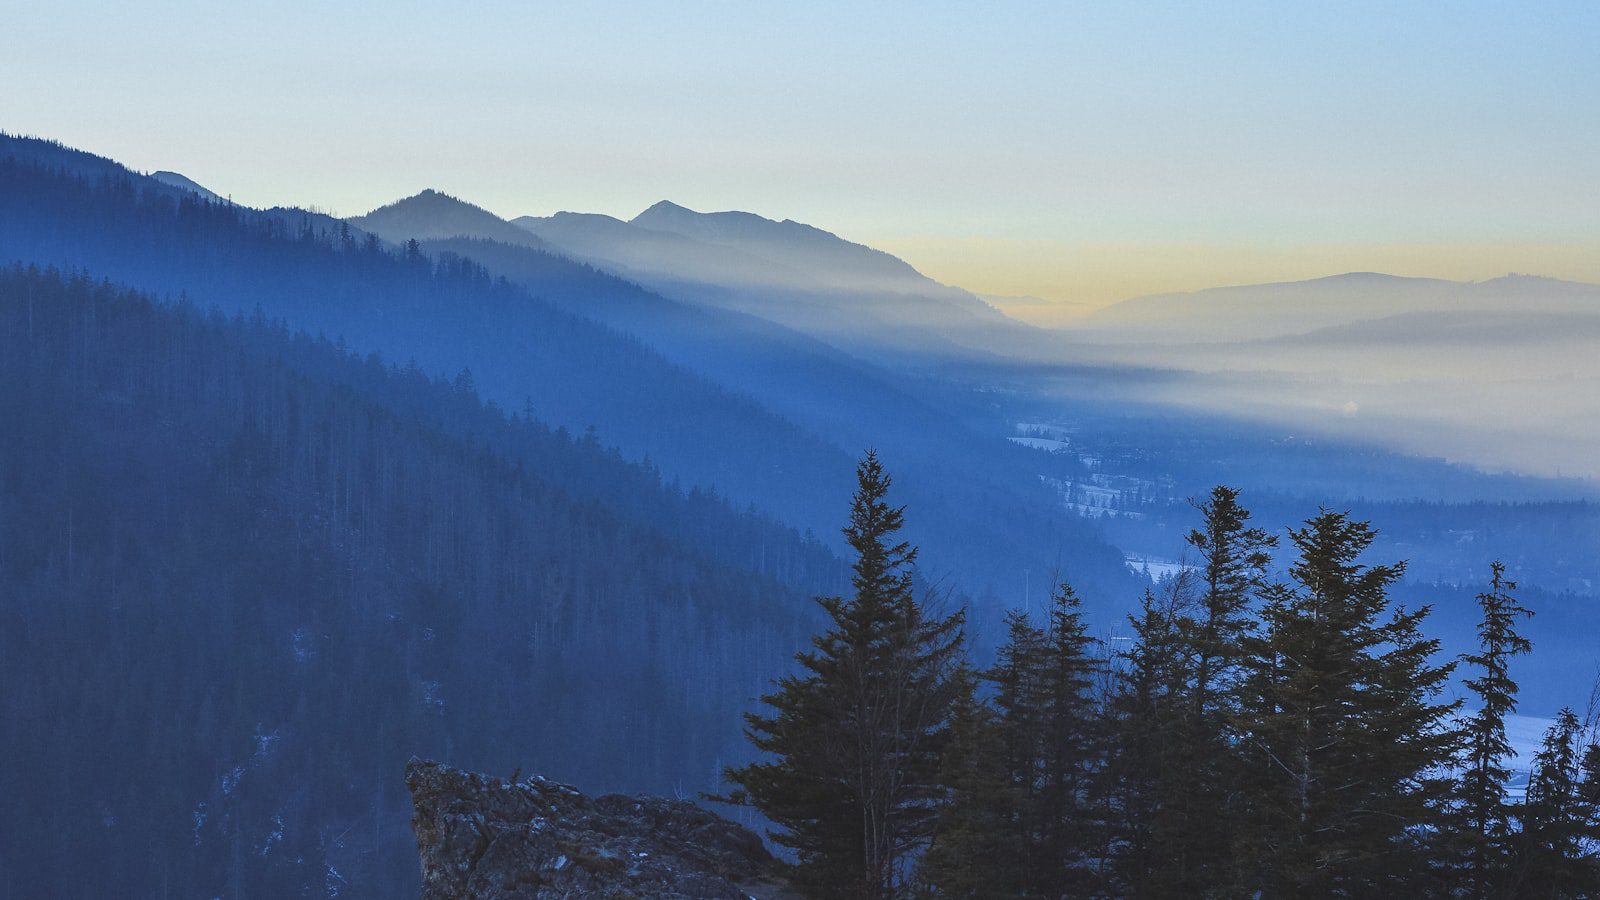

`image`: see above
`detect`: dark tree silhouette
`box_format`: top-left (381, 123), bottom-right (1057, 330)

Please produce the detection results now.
top-left (722, 452), bottom-right (965, 898)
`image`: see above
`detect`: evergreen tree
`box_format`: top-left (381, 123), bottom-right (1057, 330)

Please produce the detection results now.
top-left (1103, 584), bottom-right (1193, 896)
top-left (1453, 561), bottom-right (1534, 895)
top-left (1105, 489), bottom-right (1273, 895)
top-left (1184, 486), bottom-right (1276, 727)
top-left (1361, 600), bottom-right (1462, 889)
top-left (987, 609), bottom-right (1052, 891)
top-left (916, 666), bottom-right (1021, 898)
top-left (948, 583), bottom-right (1106, 896)
top-left (1033, 582), bottom-right (1106, 896)
top-left (1235, 510), bottom-right (1457, 895)
top-left (723, 452), bottom-right (966, 898)
top-left (1159, 487), bottom-right (1275, 893)
top-left (1512, 709), bottom-right (1600, 897)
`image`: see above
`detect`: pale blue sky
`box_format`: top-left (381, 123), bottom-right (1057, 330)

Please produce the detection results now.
top-left (4, 1), bottom-right (1597, 303)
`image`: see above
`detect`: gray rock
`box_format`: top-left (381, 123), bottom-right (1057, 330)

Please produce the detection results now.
top-left (405, 758), bottom-right (798, 899)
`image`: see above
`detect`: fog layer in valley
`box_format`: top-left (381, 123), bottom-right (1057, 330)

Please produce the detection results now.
top-left (1043, 273), bottom-right (1600, 482)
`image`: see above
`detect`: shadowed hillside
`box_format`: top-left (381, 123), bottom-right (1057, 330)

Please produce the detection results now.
top-left (0, 264), bottom-right (840, 897)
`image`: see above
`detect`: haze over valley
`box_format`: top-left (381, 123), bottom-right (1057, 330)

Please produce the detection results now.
top-left (4, 3), bottom-right (1599, 895)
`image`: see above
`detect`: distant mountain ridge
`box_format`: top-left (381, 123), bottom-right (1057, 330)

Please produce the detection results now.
top-left (377, 191), bottom-right (1039, 362)
top-left (513, 208), bottom-right (808, 289)
top-left (351, 189), bottom-right (548, 249)
top-left (149, 170), bottom-right (223, 203)
top-left (1072, 271), bottom-right (1600, 343)
top-left (628, 199), bottom-right (935, 295)
top-left (1, 132), bottom-right (376, 248)
top-left (0, 133), bottom-right (1138, 620)
top-left (982, 292), bottom-right (1100, 327)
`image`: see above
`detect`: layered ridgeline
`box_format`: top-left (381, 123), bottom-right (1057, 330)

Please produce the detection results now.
top-left (0, 264), bottom-right (841, 897)
top-left (506, 199), bottom-right (1044, 362)
top-left (356, 191), bottom-right (1122, 601)
top-left (1069, 271), bottom-right (1600, 344)
top-left (358, 191), bottom-right (1021, 474)
top-left (358, 190), bottom-right (1033, 363)
top-left (0, 135), bottom-right (1136, 610)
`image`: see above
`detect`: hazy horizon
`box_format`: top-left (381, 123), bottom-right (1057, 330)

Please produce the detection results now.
top-left (7, 8), bottom-right (1600, 892)
top-left (6, 1), bottom-right (1597, 308)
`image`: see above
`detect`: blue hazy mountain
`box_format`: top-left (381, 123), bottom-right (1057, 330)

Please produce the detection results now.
top-left (512, 200), bottom-right (1051, 362)
top-left (149, 169), bottom-right (224, 203)
top-left (627, 199), bottom-right (949, 295)
top-left (0, 133), bottom-right (379, 251)
top-left (514, 209), bottom-right (811, 288)
top-left (1276, 307), bottom-right (1600, 346)
top-left (383, 192), bottom-right (996, 429)
top-left (1072, 271), bottom-right (1600, 343)
top-left (0, 136), bottom-right (1136, 612)
top-left (1, 133), bottom-right (180, 186)
top-left (351, 188), bottom-right (549, 249)
top-left (414, 234), bottom-right (1116, 588)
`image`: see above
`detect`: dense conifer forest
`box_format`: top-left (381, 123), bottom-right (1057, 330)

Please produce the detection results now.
top-left (725, 467), bottom-right (1600, 897)
top-left (0, 266), bottom-right (840, 895)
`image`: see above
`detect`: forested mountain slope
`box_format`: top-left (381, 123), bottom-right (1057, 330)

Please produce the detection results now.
top-left (0, 138), bottom-right (1137, 608)
top-left (418, 235), bottom-right (1108, 570)
top-left (0, 265), bottom-right (836, 897)
top-left (0, 152), bottom-right (847, 546)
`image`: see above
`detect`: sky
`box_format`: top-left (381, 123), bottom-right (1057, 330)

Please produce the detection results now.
top-left (4, 1), bottom-right (1598, 309)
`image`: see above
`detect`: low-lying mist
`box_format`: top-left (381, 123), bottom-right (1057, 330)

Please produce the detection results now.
top-left (1032, 275), bottom-right (1600, 483)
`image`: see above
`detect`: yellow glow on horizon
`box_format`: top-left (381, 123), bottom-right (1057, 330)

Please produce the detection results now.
top-left (873, 237), bottom-right (1600, 324)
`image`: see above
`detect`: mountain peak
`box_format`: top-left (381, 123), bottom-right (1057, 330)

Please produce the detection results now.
top-left (349, 190), bottom-right (544, 249)
top-left (629, 200), bottom-right (772, 237)
top-left (382, 188), bottom-right (467, 209)
top-left (149, 171), bottom-right (224, 203)
top-left (637, 199), bottom-right (693, 217)
top-left (628, 201), bottom-right (943, 294)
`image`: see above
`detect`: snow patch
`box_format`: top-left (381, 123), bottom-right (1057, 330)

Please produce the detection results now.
top-left (253, 726), bottom-right (280, 761)
top-left (258, 813), bottom-right (285, 857)
top-left (1009, 436), bottom-right (1072, 453)
top-left (291, 627), bottom-right (315, 662)
top-left (1126, 555), bottom-right (1190, 582)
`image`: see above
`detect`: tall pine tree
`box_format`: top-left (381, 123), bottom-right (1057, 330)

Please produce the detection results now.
top-left (1033, 582), bottom-right (1106, 896)
top-left (1165, 487), bottom-right (1275, 893)
top-left (1184, 487), bottom-right (1276, 729)
top-left (723, 452), bottom-right (965, 898)
top-left (1512, 708), bottom-right (1600, 897)
top-left (987, 609), bottom-right (1052, 891)
top-left (1453, 561), bottom-right (1533, 895)
top-left (932, 585), bottom-right (1105, 896)
top-left (1106, 488), bottom-right (1273, 895)
top-left (1235, 510), bottom-right (1457, 895)
top-left (1105, 584), bottom-right (1192, 896)
top-left (915, 665), bottom-right (1022, 898)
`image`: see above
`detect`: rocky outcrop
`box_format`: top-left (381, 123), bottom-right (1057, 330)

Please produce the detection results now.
top-left (405, 758), bottom-right (798, 899)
